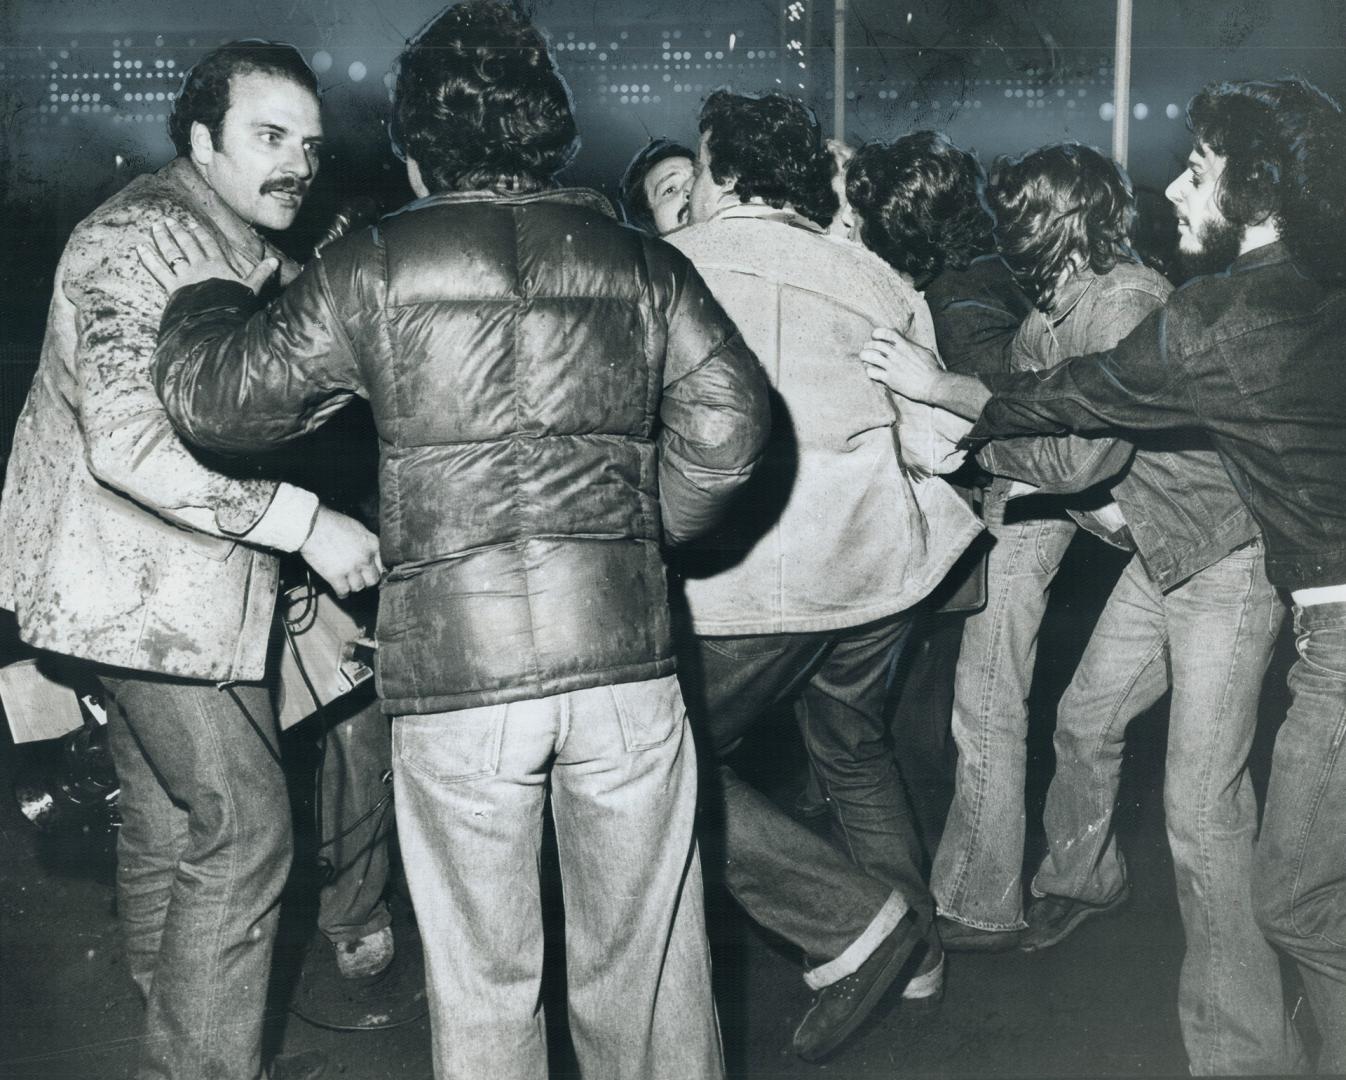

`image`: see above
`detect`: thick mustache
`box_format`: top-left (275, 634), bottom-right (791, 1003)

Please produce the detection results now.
top-left (261, 178), bottom-right (309, 197)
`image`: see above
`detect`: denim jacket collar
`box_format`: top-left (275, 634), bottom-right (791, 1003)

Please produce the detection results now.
top-left (1230, 240), bottom-right (1291, 274)
top-left (1047, 267), bottom-right (1099, 325)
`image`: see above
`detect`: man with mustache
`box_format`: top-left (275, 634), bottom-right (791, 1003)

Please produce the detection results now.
top-left (0, 40), bottom-right (380, 1080)
top-left (620, 137), bottom-right (694, 236)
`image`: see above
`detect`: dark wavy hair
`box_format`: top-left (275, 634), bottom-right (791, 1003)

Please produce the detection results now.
top-left (1187, 76), bottom-right (1346, 285)
top-left (619, 138), bottom-right (693, 233)
top-left (845, 132), bottom-right (994, 288)
top-left (169, 41), bottom-right (317, 157)
top-left (987, 143), bottom-right (1137, 311)
top-left (697, 90), bottom-right (838, 227)
top-left (391, 0), bottom-right (579, 194)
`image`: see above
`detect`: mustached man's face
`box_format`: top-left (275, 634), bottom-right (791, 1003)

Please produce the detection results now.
top-left (643, 156), bottom-right (693, 235)
top-left (192, 71), bottom-right (323, 231)
top-left (1165, 142), bottom-right (1243, 276)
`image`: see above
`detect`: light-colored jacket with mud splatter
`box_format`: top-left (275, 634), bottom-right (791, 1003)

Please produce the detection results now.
top-left (0, 158), bottom-right (320, 680)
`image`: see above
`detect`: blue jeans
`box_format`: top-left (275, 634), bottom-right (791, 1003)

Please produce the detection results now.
top-left (100, 673), bottom-right (292, 1080)
top-left (315, 693), bottom-right (392, 945)
top-left (1254, 601), bottom-right (1346, 1074)
top-left (679, 615), bottom-right (922, 985)
top-left (392, 676), bottom-right (723, 1080)
top-left (931, 503), bottom-right (1077, 930)
top-left (1032, 546), bottom-right (1303, 1074)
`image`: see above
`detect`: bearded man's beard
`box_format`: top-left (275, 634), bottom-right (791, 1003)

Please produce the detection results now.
top-left (1177, 214), bottom-right (1244, 279)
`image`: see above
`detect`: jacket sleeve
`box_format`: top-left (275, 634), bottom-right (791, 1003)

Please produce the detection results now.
top-left (973, 281), bottom-right (1165, 491)
top-left (976, 429), bottom-right (1136, 493)
top-left (971, 300), bottom-right (1192, 443)
top-left (65, 209), bottom-right (317, 551)
top-left (656, 256), bottom-right (772, 546)
top-left (154, 253), bottom-right (364, 456)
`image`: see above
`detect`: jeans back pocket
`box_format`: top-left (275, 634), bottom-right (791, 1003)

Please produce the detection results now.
top-left (609, 675), bottom-right (686, 752)
top-left (393, 705), bottom-right (507, 783)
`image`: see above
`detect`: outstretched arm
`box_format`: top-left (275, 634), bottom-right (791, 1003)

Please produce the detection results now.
top-left (148, 220), bottom-right (362, 455)
top-left (860, 326), bottom-right (993, 419)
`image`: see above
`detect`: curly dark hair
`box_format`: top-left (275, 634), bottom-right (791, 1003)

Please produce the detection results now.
top-left (1187, 76), bottom-right (1346, 285)
top-left (987, 143), bottom-right (1137, 311)
top-left (390, 0), bottom-right (578, 194)
top-left (619, 138), bottom-right (693, 233)
top-left (169, 41), bottom-right (317, 158)
top-left (845, 132), bottom-right (994, 288)
top-left (697, 90), bottom-right (838, 227)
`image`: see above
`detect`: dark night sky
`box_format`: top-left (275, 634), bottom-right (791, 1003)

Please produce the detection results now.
top-left (2, 0), bottom-right (1344, 347)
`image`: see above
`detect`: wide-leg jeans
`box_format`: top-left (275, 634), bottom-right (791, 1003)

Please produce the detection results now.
top-left (1254, 601), bottom-right (1346, 1074)
top-left (392, 676), bottom-right (723, 1080)
top-left (931, 502), bottom-right (1076, 930)
top-left (1032, 546), bottom-right (1303, 1074)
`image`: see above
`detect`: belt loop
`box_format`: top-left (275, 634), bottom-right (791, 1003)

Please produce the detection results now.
top-left (555, 691), bottom-right (571, 755)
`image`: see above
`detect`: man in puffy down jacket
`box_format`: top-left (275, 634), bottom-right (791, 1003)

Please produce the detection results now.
top-left (143, 4), bottom-right (769, 1078)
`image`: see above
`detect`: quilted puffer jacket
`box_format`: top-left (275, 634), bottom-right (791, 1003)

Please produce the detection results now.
top-left (154, 188), bottom-right (771, 714)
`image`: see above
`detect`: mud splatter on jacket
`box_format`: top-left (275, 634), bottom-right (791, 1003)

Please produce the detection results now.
top-left (0, 158), bottom-right (319, 680)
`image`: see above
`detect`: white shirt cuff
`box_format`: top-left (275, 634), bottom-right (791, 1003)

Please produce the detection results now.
top-left (243, 483), bottom-right (320, 552)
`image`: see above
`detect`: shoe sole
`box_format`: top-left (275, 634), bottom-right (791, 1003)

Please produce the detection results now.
top-left (939, 931), bottom-right (1020, 953)
top-left (794, 920), bottom-right (920, 1062)
top-left (1020, 896), bottom-right (1128, 952)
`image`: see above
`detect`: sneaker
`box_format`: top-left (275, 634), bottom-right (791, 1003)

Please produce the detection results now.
top-left (792, 912), bottom-right (920, 1061)
top-left (899, 931), bottom-right (945, 1010)
top-left (1020, 891), bottom-right (1129, 952)
top-left (935, 914), bottom-right (1021, 952)
top-left (267, 1049), bottom-right (328, 1080)
top-left (336, 926), bottom-right (395, 980)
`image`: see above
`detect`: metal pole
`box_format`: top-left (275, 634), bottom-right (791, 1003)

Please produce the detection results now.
top-left (1112, 0), bottom-right (1133, 167)
top-left (834, 0), bottom-right (846, 141)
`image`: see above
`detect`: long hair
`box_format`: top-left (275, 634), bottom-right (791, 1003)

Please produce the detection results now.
top-left (1187, 77), bottom-right (1346, 285)
top-left (169, 41), bottom-right (317, 157)
top-left (390, 0), bottom-right (579, 194)
top-left (845, 131), bottom-right (994, 288)
top-left (987, 143), bottom-right (1137, 311)
top-left (697, 89), bottom-right (838, 227)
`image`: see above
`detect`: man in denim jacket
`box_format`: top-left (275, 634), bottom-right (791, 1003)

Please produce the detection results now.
top-left (864, 76), bottom-right (1346, 1074)
top-left (970, 144), bottom-right (1302, 1075)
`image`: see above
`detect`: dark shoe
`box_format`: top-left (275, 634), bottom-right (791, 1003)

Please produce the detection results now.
top-left (1020, 890), bottom-right (1129, 952)
top-left (792, 912), bottom-right (920, 1061)
top-left (936, 914), bottom-right (1022, 952)
top-left (899, 931), bottom-right (944, 1010)
top-left (267, 1049), bottom-right (328, 1080)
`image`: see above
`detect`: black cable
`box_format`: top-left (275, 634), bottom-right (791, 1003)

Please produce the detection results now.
top-left (278, 571), bottom-right (392, 871)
